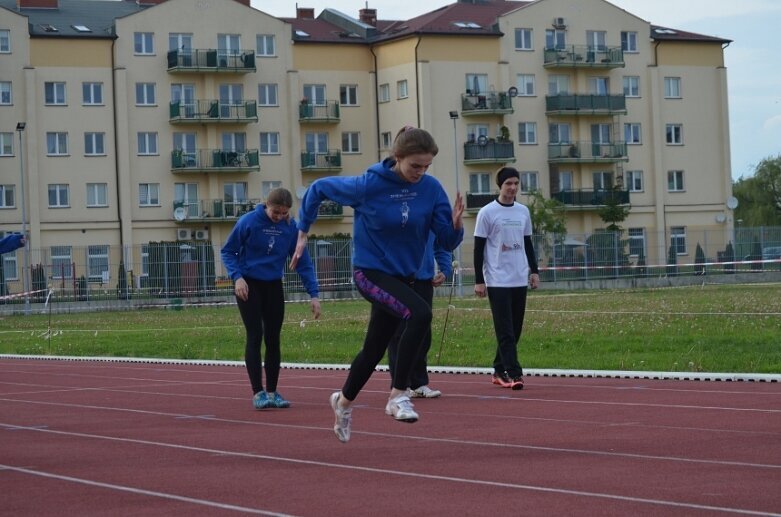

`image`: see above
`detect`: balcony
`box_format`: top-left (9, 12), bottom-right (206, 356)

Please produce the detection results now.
top-left (169, 100), bottom-right (258, 124)
top-left (171, 149), bottom-right (259, 173)
top-left (301, 150), bottom-right (342, 171)
top-left (546, 94), bottom-right (626, 116)
top-left (551, 189), bottom-right (630, 208)
top-left (548, 141), bottom-right (628, 164)
top-left (318, 200), bottom-right (344, 219)
top-left (166, 49), bottom-right (256, 73)
top-left (543, 45), bottom-right (624, 69)
top-left (465, 192), bottom-right (496, 211)
top-left (463, 140), bottom-right (515, 165)
top-left (172, 198), bottom-right (262, 222)
top-left (460, 92), bottom-right (513, 116)
top-left (299, 101), bottom-right (340, 123)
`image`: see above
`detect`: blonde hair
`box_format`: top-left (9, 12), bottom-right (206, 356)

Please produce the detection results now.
top-left (392, 126), bottom-right (439, 160)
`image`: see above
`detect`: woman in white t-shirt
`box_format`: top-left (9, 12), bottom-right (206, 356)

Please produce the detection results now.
top-left (473, 167), bottom-right (540, 390)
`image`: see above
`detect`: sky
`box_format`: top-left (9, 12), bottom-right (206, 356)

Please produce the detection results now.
top-left (250, 0), bottom-right (781, 181)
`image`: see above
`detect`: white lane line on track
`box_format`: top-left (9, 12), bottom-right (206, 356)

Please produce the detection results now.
top-left (0, 464), bottom-right (295, 516)
top-left (0, 429), bottom-right (778, 517)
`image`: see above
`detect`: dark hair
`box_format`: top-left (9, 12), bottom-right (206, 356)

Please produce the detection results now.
top-left (266, 187), bottom-right (293, 208)
top-left (496, 166), bottom-right (520, 187)
top-left (392, 126), bottom-right (439, 160)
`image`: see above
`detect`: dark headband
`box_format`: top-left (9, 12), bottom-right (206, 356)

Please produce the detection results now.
top-left (496, 167), bottom-right (520, 187)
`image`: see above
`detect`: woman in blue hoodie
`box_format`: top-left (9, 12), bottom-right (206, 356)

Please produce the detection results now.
top-left (221, 188), bottom-right (321, 411)
top-left (291, 127), bottom-right (464, 442)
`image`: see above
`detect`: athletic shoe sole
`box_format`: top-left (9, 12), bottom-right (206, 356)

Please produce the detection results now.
top-left (491, 375), bottom-right (512, 388)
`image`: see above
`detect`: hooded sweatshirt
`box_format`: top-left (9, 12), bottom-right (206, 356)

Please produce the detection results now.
top-left (0, 234), bottom-right (24, 255)
top-left (297, 158), bottom-right (463, 278)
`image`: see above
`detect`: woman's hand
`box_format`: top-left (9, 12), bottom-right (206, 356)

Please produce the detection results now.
top-left (289, 230), bottom-right (309, 270)
top-left (234, 277), bottom-right (249, 301)
top-left (452, 191), bottom-right (464, 230)
top-left (432, 271), bottom-right (446, 287)
top-left (310, 297), bottom-right (321, 320)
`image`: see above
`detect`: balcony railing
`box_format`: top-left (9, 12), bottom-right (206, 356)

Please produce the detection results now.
top-left (548, 141), bottom-right (628, 163)
top-left (169, 100), bottom-right (258, 124)
top-left (166, 49), bottom-right (256, 73)
top-left (466, 192), bottom-right (497, 211)
top-left (173, 198), bottom-right (263, 222)
top-left (543, 45), bottom-right (624, 69)
top-left (299, 101), bottom-right (340, 122)
top-left (551, 189), bottom-right (630, 207)
top-left (171, 149), bottom-right (260, 173)
top-left (460, 92), bottom-right (513, 116)
top-left (463, 140), bottom-right (515, 164)
top-left (301, 150), bottom-right (342, 171)
top-left (318, 200), bottom-right (344, 218)
top-left (546, 94), bottom-right (626, 115)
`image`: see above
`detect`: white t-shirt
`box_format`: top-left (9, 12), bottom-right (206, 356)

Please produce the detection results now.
top-left (474, 199), bottom-right (533, 287)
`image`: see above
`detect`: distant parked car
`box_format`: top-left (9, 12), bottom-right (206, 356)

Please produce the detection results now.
top-left (762, 246), bottom-right (781, 261)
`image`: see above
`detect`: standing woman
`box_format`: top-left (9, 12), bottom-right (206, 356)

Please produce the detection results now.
top-left (221, 188), bottom-right (321, 410)
top-left (290, 127), bottom-right (464, 442)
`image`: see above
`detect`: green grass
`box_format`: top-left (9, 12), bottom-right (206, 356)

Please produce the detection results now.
top-left (1, 284), bottom-right (779, 373)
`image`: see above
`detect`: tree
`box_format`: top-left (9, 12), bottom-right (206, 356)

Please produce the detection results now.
top-left (597, 186), bottom-right (631, 233)
top-left (733, 173), bottom-right (781, 227)
top-left (694, 243), bottom-right (706, 275)
top-left (753, 154), bottom-right (781, 216)
top-left (666, 245), bottom-right (678, 276)
top-left (526, 190), bottom-right (567, 262)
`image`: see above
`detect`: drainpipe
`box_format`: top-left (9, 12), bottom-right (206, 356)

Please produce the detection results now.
top-left (370, 45), bottom-right (381, 161)
top-left (414, 36), bottom-right (421, 126)
top-left (110, 37), bottom-right (125, 261)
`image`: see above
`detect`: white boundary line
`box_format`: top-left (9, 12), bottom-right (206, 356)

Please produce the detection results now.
top-left (1, 354), bottom-right (779, 383)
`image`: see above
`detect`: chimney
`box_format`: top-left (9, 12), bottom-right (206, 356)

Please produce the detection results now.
top-left (359, 8), bottom-right (377, 27)
top-left (17, 0), bottom-right (58, 7)
top-left (297, 7), bottom-right (315, 20)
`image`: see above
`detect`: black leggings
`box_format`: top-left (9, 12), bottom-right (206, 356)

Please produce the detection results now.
top-left (236, 278), bottom-right (285, 395)
top-left (342, 268), bottom-right (432, 400)
top-left (387, 279), bottom-right (434, 390)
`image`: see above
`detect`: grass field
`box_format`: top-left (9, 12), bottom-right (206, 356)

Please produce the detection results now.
top-left (1, 284), bottom-right (779, 373)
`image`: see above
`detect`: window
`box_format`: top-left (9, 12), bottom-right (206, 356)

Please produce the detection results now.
top-left (664, 77), bottom-right (681, 98)
top-left (586, 30), bottom-right (607, 50)
top-left (2, 252), bottom-right (18, 280)
top-left (342, 132), bottom-right (360, 153)
top-left (135, 83), bottom-right (156, 105)
top-left (378, 83), bottom-right (390, 103)
top-left (668, 170), bottom-right (684, 192)
top-left (50, 246), bottom-right (73, 279)
top-left (588, 76), bottom-right (609, 95)
top-left (261, 181), bottom-right (282, 200)
top-left (520, 172), bottom-right (538, 193)
top-left (547, 75), bottom-right (569, 95)
top-left (514, 28), bottom-right (533, 50)
top-left (46, 132), bottom-right (68, 155)
top-left (593, 171), bottom-right (613, 190)
top-left (0, 185), bottom-right (15, 207)
top-left (259, 132), bottom-right (279, 154)
top-left (623, 76), bottom-right (639, 97)
top-left (82, 82), bottom-right (103, 105)
top-left (217, 33), bottom-right (240, 63)
top-left (139, 183), bottom-right (160, 206)
top-left (545, 29), bottom-right (566, 50)
top-left (0, 29), bottom-right (10, 53)
top-left (340, 85), bottom-right (358, 106)
top-left (591, 123), bottom-right (612, 145)
top-left (87, 245), bottom-right (109, 281)
top-left (0, 133), bottom-right (12, 156)
top-left (624, 123), bottom-right (641, 144)
top-left (518, 122), bottom-right (537, 144)
top-left (666, 124), bottom-right (683, 145)
top-left (466, 124), bottom-right (488, 143)
top-left (0, 82), bottom-right (11, 104)
top-left (222, 132), bottom-right (246, 153)
top-left (137, 132), bottom-right (158, 155)
top-left (397, 80), bottom-right (408, 99)
top-left (465, 74), bottom-right (487, 95)
top-left (258, 84), bottom-right (278, 106)
top-left (516, 74), bottom-right (535, 96)
top-left (628, 228), bottom-right (645, 257)
top-left (621, 31), bottom-right (638, 52)
top-left (549, 123), bottom-right (571, 144)
top-left (470, 173), bottom-right (491, 194)
top-left (174, 182), bottom-right (199, 218)
top-left (303, 84), bottom-right (326, 105)
top-left (381, 131), bottom-right (392, 149)
top-left (558, 171), bottom-right (573, 191)
top-left (84, 132), bottom-right (105, 155)
top-left (219, 84), bottom-right (243, 117)
top-left (44, 82), bottom-right (66, 105)
top-left (173, 132), bottom-right (196, 163)
top-left (256, 35), bottom-right (275, 56)
top-left (171, 83), bottom-right (195, 117)
top-left (134, 32), bottom-right (154, 54)
top-left (305, 132), bottom-right (328, 154)
top-left (626, 170), bottom-right (644, 192)
top-left (48, 184), bottom-right (69, 207)
top-left (86, 183), bottom-right (108, 207)
top-left (168, 33), bottom-right (192, 52)
top-left (671, 226), bottom-right (687, 255)
top-left (141, 244), bottom-right (150, 277)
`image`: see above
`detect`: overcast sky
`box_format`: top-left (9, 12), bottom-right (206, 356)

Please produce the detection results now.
top-left (251, 0), bottom-right (781, 181)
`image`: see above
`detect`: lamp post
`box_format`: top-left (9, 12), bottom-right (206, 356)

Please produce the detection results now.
top-left (16, 122), bottom-right (31, 315)
top-left (448, 111), bottom-right (463, 296)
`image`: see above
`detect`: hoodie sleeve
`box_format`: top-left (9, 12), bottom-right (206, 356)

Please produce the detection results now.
top-left (0, 234), bottom-right (24, 255)
top-left (297, 175), bottom-right (363, 233)
top-left (429, 183), bottom-right (464, 252)
top-left (287, 226), bottom-right (320, 298)
top-left (220, 217), bottom-right (247, 281)
top-left (433, 237), bottom-right (453, 278)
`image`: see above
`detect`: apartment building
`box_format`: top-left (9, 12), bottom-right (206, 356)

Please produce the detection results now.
top-left (0, 0), bottom-right (733, 289)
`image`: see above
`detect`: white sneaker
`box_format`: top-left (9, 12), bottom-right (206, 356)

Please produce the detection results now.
top-left (410, 385), bottom-right (442, 399)
top-left (330, 391), bottom-right (352, 443)
top-left (385, 394), bottom-right (419, 423)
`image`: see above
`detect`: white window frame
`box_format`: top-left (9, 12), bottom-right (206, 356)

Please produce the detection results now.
top-left (3, 252), bottom-right (18, 280)
top-left (664, 77), bottom-right (681, 98)
top-left (0, 184), bottom-right (15, 207)
top-left (135, 83), bottom-right (156, 106)
top-left (558, 171), bottom-right (573, 191)
top-left (626, 170), bottom-right (644, 192)
top-left (258, 83), bottom-right (278, 106)
top-left (134, 32), bottom-right (154, 55)
top-left (670, 226), bottom-right (687, 255)
top-left (397, 79), bottom-right (408, 99)
top-left (259, 132), bottom-right (279, 154)
top-left (520, 172), bottom-right (538, 193)
top-left (547, 75), bottom-right (569, 95)
top-left (48, 183), bottom-right (70, 207)
top-left (86, 183), bottom-right (108, 207)
top-left (466, 124), bottom-right (489, 143)
top-left (378, 83), bottom-right (390, 103)
top-left (139, 183), bottom-right (160, 206)
top-left (593, 171), bottom-right (613, 190)
top-left (174, 182), bottom-right (199, 218)
top-left (465, 74), bottom-right (488, 95)
top-left (623, 76), bottom-right (639, 97)
top-left (666, 124), bottom-right (683, 145)
top-left (342, 132), bottom-right (360, 154)
top-left (545, 29), bottom-right (566, 50)
top-left (44, 82), bottom-right (66, 105)
top-left (84, 132), bottom-right (105, 155)
top-left (628, 228), bottom-right (645, 257)
top-left (0, 29), bottom-right (10, 53)
top-left (549, 123), bottom-right (571, 144)
top-left (516, 74), bottom-right (535, 96)
top-left (624, 123), bottom-right (641, 145)
top-left (82, 82), bottom-right (103, 105)
top-left (46, 132), bottom-right (68, 155)
top-left (87, 245), bottom-right (110, 282)
top-left (340, 85), bottom-right (358, 106)
top-left (0, 81), bottom-right (11, 104)
top-left (469, 172), bottom-right (491, 194)
top-left (50, 245), bottom-right (73, 279)
top-left (303, 84), bottom-right (326, 105)
top-left (0, 133), bottom-right (12, 156)
top-left (381, 131), bottom-right (392, 149)
top-left (621, 31), bottom-right (638, 52)
top-left (137, 132), bottom-right (158, 155)
top-left (518, 122), bottom-right (537, 144)
top-left (256, 35), bottom-right (276, 57)
top-left (668, 170), bottom-right (685, 192)
top-left (588, 76), bottom-right (609, 96)
top-left (514, 28), bottom-right (533, 50)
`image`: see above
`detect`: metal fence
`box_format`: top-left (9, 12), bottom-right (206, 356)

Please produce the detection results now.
top-left (1, 227), bottom-right (780, 311)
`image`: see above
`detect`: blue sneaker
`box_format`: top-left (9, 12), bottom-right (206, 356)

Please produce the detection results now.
top-left (252, 391), bottom-right (271, 410)
top-left (269, 392), bottom-right (291, 409)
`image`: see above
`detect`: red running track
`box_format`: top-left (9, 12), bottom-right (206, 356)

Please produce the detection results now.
top-left (1, 358), bottom-right (780, 516)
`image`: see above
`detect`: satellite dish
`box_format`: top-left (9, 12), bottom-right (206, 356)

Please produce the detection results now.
top-left (715, 213), bottom-right (727, 223)
top-left (726, 196), bottom-right (738, 210)
top-left (173, 206), bottom-right (187, 222)
top-left (296, 186), bottom-right (307, 199)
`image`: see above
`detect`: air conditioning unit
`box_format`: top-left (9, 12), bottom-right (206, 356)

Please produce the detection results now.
top-left (553, 17), bottom-right (567, 29)
top-left (176, 229), bottom-right (191, 241)
top-left (194, 229), bottom-right (209, 241)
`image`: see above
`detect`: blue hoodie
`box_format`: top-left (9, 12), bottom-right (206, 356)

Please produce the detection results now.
top-left (417, 233), bottom-right (453, 281)
top-left (297, 158), bottom-right (463, 278)
top-left (221, 204), bottom-right (319, 298)
top-left (0, 234), bottom-right (24, 255)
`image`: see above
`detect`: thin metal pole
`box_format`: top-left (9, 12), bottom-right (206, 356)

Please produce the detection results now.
top-left (18, 128), bottom-right (31, 315)
top-left (451, 118), bottom-right (463, 297)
